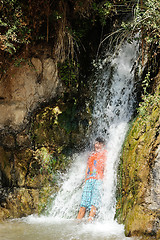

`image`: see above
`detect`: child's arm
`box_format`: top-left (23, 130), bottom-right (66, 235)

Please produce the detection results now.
top-left (85, 165), bottom-right (88, 182)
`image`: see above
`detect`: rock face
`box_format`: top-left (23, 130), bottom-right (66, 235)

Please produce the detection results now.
top-left (0, 47), bottom-right (63, 131)
top-left (0, 139), bottom-right (58, 219)
top-left (0, 46), bottom-right (65, 220)
top-left (116, 74), bottom-right (160, 240)
top-left (0, 44), bottom-right (92, 220)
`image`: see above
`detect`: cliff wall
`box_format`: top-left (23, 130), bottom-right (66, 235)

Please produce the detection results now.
top-left (0, 1), bottom-right (96, 219)
top-left (117, 71), bottom-right (160, 240)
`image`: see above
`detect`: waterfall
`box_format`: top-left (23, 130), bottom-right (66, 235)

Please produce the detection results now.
top-left (14, 39), bottom-right (140, 240)
top-left (47, 39), bottom-right (138, 222)
top-left (91, 41), bottom-right (138, 221)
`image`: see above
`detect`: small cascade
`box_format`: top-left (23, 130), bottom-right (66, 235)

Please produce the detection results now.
top-left (13, 39), bottom-right (140, 240)
top-left (91, 40), bottom-right (138, 221)
top-left (49, 152), bottom-right (87, 219)
top-left (48, 40), bottom-right (138, 222)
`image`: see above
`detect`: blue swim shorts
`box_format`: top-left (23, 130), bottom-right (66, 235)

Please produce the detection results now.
top-left (80, 179), bottom-right (103, 210)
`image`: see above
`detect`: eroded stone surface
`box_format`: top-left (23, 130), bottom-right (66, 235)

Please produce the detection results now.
top-left (0, 56), bottom-right (63, 131)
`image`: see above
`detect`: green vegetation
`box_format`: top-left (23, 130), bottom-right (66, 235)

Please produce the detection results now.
top-left (138, 91), bottom-right (160, 119)
top-left (116, 73), bottom-right (160, 236)
top-left (91, 1), bottom-right (114, 26)
top-left (0, 0), bottom-right (140, 53)
top-left (138, 72), bottom-right (160, 117)
top-left (121, 0), bottom-right (160, 69)
top-left (32, 147), bottom-right (70, 178)
top-left (0, 0), bottom-right (31, 54)
top-left (1, 0), bottom-right (159, 67)
top-left (117, 0), bottom-right (160, 122)
top-left (13, 57), bottom-right (26, 67)
top-left (58, 60), bottom-right (79, 88)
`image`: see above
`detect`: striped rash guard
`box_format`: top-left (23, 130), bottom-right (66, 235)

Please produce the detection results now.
top-left (85, 149), bottom-right (107, 181)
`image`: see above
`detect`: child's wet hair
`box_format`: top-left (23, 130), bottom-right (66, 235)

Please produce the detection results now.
top-left (95, 137), bottom-right (105, 145)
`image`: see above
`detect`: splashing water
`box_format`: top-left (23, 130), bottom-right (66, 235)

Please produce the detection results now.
top-left (0, 40), bottom-right (139, 240)
top-left (48, 152), bottom-right (88, 219)
top-left (23, 39), bottom-right (139, 239)
top-left (48, 40), bottom-right (138, 222)
top-left (92, 41), bottom-right (138, 221)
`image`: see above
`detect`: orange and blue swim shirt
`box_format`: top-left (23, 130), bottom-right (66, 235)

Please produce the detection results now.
top-left (85, 149), bottom-right (107, 181)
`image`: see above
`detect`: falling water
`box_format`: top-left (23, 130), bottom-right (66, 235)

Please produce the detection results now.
top-left (0, 40), bottom-right (139, 240)
top-left (47, 39), bottom-right (138, 222)
top-left (91, 41), bottom-right (138, 221)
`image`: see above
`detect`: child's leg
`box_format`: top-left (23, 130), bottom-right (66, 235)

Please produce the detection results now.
top-left (77, 180), bottom-right (92, 220)
top-left (77, 207), bottom-right (86, 219)
top-left (88, 205), bottom-right (96, 222)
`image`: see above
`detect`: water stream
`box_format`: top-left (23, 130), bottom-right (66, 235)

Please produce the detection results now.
top-left (0, 40), bottom-right (139, 240)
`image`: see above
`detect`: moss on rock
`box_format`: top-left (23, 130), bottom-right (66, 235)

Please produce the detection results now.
top-left (116, 75), bottom-right (160, 239)
top-left (0, 83), bottom-right (92, 220)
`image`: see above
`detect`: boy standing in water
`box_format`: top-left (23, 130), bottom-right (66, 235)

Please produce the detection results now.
top-left (77, 137), bottom-right (107, 222)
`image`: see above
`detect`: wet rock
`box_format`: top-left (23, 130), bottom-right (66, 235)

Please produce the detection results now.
top-left (4, 188), bottom-right (39, 218)
top-left (2, 135), bottom-right (15, 149)
top-left (125, 205), bottom-right (156, 237)
top-left (0, 40), bottom-right (92, 220)
top-left (117, 79), bottom-right (160, 239)
top-left (0, 147), bottom-right (12, 186)
top-left (31, 57), bottom-right (42, 75)
top-left (0, 186), bottom-right (55, 219)
top-left (16, 131), bottom-right (31, 148)
top-left (145, 145), bottom-right (160, 211)
top-left (0, 207), bottom-right (10, 220)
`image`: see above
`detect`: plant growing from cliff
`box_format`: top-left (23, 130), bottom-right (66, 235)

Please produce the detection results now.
top-left (58, 99), bottom-right (79, 133)
top-left (138, 92), bottom-right (160, 117)
top-left (121, 0), bottom-right (160, 66)
top-left (33, 147), bottom-right (70, 176)
top-left (13, 57), bottom-right (26, 67)
top-left (92, 1), bottom-right (113, 26)
top-left (0, 0), bottom-right (63, 55)
top-left (58, 60), bottom-right (79, 87)
top-left (98, 0), bottom-right (159, 71)
top-left (142, 71), bottom-right (151, 95)
top-left (0, 0), bottom-right (31, 54)
top-left (138, 72), bottom-right (160, 117)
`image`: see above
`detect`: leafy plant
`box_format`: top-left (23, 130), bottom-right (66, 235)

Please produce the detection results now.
top-left (142, 71), bottom-right (151, 95)
top-left (14, 57), bottom-right (26, 67)
top-left (121, 0), bottom-right (160, 64)
top-left (138, 93), bottom-right (160, 117)
top-left (0, 0), bottom-right (31, 54)
top-left (92, 1), bottom-right (113, 26)
top-left (57, 60), bottom-right (79, 87)
top-left (137, 72), bottom-right (160, 117)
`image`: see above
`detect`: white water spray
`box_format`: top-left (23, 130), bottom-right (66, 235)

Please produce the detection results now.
top-left (92, 41), bottom-right (138, 221)
top-left (48, 40), bottom-right (138, 222)
top-left (20, 40), bottom-right (139, 240)
top-left (49, 152), bottom-right (87, 219)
